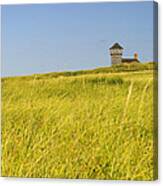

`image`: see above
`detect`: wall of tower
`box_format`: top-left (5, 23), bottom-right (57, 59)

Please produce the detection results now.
top-left (111, 55), bottom-right (122, 65)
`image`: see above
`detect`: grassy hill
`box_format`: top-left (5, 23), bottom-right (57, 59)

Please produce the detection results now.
top-left (1, 62), bottom-right (158, 180)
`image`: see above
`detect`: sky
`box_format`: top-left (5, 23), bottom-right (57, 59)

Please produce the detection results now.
top-left (2, 1), bottom-right (155, 77)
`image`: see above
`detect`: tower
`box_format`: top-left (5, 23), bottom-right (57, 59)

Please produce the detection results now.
top-left (109, 43), bottom-right (123, 65)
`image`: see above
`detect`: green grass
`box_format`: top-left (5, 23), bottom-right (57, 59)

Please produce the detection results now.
top-left (1, 62), bottom-right (158, 180)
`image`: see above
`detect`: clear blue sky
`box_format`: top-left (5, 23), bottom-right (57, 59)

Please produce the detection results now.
top-left (2, 1), bottom-right (154, 77)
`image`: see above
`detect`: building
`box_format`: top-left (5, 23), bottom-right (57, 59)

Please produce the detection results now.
top-left (109, 43), bottom-right (140, 65)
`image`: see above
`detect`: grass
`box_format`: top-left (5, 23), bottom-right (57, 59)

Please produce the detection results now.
top-left (1, 62), bottom-right (158, 180)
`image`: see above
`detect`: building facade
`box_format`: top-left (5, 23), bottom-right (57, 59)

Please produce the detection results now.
top-left (109, 43), bottom-right (140, 65)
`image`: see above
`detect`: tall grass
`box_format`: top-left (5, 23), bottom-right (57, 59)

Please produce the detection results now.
top-left (1, 64), bottom-right (157, 180)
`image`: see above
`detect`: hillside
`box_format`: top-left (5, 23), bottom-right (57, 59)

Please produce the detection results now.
top-left (1, 62), bottom-right (157, 180)
top-left (2, 62), bottom-right (156, 81)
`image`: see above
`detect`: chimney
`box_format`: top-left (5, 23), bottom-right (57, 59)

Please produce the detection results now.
top-left (134, 53), bottom-right (138, 60)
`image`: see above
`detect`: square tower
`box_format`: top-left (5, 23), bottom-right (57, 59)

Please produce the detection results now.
top-left (109, 43), bottom-right (123, 65)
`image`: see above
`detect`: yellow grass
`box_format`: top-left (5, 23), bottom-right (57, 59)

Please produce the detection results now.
top-left (1, 63), bottom-right (157, 180)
